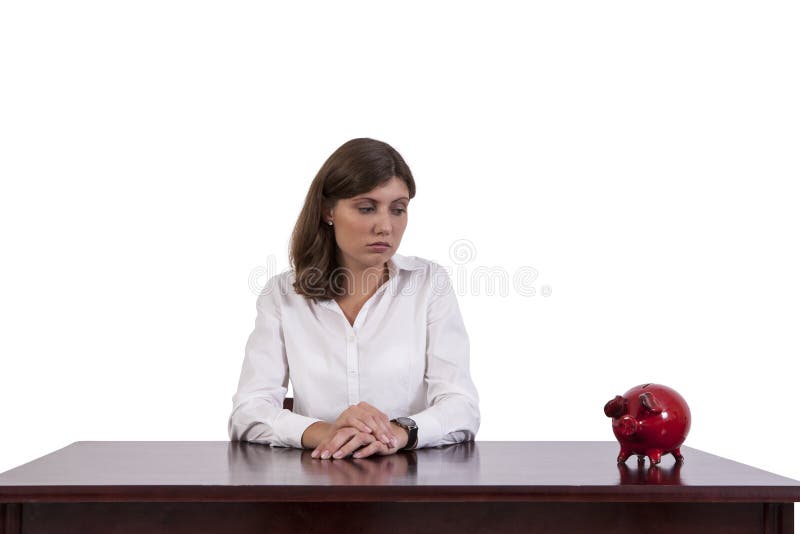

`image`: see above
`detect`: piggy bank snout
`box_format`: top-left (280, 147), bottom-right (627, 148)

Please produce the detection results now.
top-left (604, 395), bottom-right (626, 418)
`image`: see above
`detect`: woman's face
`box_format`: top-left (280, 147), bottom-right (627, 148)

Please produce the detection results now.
top-left (326, 176), bottom-right (410, 274)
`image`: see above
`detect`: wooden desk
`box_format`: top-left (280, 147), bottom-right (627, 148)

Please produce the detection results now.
top-left (1, 441), bottom-right (798, 533)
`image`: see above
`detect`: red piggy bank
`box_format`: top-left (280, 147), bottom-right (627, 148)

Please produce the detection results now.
top-left (604, 383), bottom-right (691, 465)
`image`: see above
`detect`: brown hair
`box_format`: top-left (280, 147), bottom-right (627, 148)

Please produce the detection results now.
top-left (289, 138), bottom-right (416, 301)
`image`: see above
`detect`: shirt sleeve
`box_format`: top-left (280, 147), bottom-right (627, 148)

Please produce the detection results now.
top-left (408, 264), bottom-right (481, 448)
top-left (228, 276), bottom-right (322, 448)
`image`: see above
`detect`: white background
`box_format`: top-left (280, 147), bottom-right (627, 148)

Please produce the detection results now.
top-left (1, 0), bottom-right (798, 523)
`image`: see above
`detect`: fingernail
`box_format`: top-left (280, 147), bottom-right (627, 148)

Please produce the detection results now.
top-left (311, 450), bottom-right (319, 458)
top-left (353, 452), bottom-right (361, 458)
top-left (333, 451), bottom-right (343, 459)
top-left (321, 450), bottom-right (330, 459)
top-left (391, 438), bottom-right (398, 448)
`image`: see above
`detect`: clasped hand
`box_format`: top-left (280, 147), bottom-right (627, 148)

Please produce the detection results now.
top-left (310, 401), bottom-right (408, 460)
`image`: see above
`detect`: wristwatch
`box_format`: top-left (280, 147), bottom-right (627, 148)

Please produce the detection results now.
top-left (390, 417), bottom-right (418, 450)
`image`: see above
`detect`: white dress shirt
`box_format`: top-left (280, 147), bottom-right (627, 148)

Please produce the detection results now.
top-left (228, 253), bottom-right (480, 449)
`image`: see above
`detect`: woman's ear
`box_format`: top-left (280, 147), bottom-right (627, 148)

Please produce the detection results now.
top-left (321, 200), bottom-right (336, 225)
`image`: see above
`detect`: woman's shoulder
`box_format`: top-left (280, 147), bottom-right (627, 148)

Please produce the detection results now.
top-left (392, 254), bottom-right (456, 300)
top-left (392, 253), bottom-right (445, 275)
top-left (254, 269), bottom-right (295, 308)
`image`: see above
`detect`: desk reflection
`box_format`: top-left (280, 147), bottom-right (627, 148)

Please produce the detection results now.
top-left (301, 450), bottom-right (415, 483)
top-left (617, 457), bottom-right (683, 485)
top-left (226, 441), bottom-right (478, 485)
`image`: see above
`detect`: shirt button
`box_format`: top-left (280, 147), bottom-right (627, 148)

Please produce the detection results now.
top-left (349, 370), bottom-right (357, 375)
top-left (348, 335), bottom-right (355, 342)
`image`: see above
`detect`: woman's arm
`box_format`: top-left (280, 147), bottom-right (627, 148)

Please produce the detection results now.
top-left (228, 278), bottom-right (323, 448)
top-left (406, 264), bottom-right (481, 448)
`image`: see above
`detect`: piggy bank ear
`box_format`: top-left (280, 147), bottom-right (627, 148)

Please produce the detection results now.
top-left (639, 392), bottom-right (664, 414)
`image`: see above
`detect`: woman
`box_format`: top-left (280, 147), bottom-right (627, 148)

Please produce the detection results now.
top-left (228, 138), bottom-right (480, 460)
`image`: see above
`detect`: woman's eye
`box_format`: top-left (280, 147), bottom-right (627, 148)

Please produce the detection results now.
top-left (357, 207), bottom-right (406, 214)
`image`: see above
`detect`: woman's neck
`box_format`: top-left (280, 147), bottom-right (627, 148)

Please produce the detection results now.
top-left (336, 261), bottom-right (389, 302)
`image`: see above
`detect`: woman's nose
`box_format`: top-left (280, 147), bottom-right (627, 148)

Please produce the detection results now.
top-left (375, 213), bottom-right (391, 234)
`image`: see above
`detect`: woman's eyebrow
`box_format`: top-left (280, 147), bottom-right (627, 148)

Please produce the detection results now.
top-left (352, 196), bottom-right (409, 203)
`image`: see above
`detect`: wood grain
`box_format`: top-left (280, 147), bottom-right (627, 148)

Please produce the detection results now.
top-left (1, 441), bottom-right (798, 503)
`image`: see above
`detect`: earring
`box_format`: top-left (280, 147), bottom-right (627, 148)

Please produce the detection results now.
top-left (327, 221), bottom-right (333, 226)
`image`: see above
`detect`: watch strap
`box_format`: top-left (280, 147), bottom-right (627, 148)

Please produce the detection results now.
top-left (391, 417), bottom-right (418, 450)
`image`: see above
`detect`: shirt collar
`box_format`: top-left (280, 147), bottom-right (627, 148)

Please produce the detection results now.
top-left (316, 253), bottom-right (425, 311)
top-left (387, 253), bottom-right (425, 276)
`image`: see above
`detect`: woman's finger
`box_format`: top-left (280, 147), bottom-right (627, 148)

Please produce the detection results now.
top-left (379, 416), bottom-right (396, 447)
top-left (364, 414), bottom-right (393, 447)
top-left (331, 432), bottom-right (375, 459)
top-left (348, 416), bottom-right (373, 434)
top-left (331, 407), bottom-right (372, 434)
top-left (379, 417), bottom-right (396, 448)
top-left (360, 405), bottom-right (395, 447)
top-left (333, 403), bottom-right (396, 449)
top-left (352, 440), bottom-right (388, 459)
top-left (321, 429), bottom-right (358, 459)
top-left (313, 428), bottom-right (358, 459)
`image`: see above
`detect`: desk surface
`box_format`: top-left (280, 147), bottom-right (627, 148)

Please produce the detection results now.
top-left (1, 441), bottom-right (798, 503)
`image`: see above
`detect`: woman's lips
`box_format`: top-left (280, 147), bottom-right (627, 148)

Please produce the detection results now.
top-left (367, 244), bottom-right (390, 252)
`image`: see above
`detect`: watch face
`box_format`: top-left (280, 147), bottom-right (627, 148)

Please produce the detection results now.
top-left (395, 417), bottom-right (416, 428)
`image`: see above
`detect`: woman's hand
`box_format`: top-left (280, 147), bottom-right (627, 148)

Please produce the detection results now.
top-left (311, 419), bottom-right (409, 460)
top-left (310, 402), bottom-right (410, 460)
top-left (329, 401), bottom-right (398, 449)
top-left (311, 426), bottom-right (391, 459)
